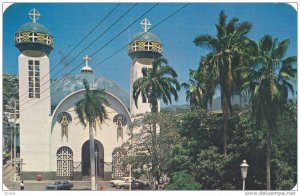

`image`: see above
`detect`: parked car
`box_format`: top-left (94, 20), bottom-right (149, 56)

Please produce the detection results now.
top-left (134, 179), bottom-right (151, 190)
top-left (3, 156), bottom-right (9, 165)
top-left (110, 177), bottom-right (133, 187)
top-left (46, 180), bottom-right (73, 190)
top-left (116, 178), bottom-right (150, 190)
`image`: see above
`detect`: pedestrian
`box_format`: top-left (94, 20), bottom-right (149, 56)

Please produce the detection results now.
top-left (20, 180), bottom-right (24, 190)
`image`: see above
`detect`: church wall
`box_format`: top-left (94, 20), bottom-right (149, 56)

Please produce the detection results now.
top-left (49, 90), bottom-right (131, 180)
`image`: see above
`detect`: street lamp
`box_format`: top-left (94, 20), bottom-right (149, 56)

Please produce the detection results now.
top-left (240, 160), bottom-right (249, 190)
top-left (95, 151), bottom-right (98, 179)
top-left (95, 151), bottom-right (98, 189)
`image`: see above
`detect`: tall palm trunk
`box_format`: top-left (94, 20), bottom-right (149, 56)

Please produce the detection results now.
top-left (89, 122), bottom-right (96, 190)
top-left (266, 122), bottom-right (273, 190)
top-left (221, 93), bottom-right (231, 156)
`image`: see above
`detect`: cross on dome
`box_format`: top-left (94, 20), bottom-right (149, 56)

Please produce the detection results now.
top-left (83, 55), bottom-right (91, 67)
top-left (140, 18), bottom-right (151, 32)
top-left (28, 8), bottom-right (40, 23)
top-left (81, 55), bottom-right (93, 73)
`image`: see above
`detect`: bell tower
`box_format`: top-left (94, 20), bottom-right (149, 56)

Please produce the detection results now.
top-left (15, 8), bottom-right (54, 178)
top-left (128, 18), bottom-right (163, 117)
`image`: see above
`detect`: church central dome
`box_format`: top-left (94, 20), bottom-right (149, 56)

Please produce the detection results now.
top-left (51, 74), bottom-right (130, 111)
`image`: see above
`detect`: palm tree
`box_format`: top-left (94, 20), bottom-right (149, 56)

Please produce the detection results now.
top-left (182, 69), bottom-right (211, 109)
top-left (132, 57), bottom-right (180, 187)
top-left (75, 79), bottom-right (109, 190)
top-left (133, 57), bottom-right (181, 113)
top-left (194, 10), bottom-right (255, 155)
top-left (243, 35), bottom-right (297, 190)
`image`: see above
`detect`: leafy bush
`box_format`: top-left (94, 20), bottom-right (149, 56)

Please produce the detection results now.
top-left (165, 170), bottom-right (202, 190)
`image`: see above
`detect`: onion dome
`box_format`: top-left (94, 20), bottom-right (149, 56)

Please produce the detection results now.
top-left (81, 55), bottom-right (93, 74)
top-left (128, 18), bottom-right (163, 59)
top-left (14, 8), bottom-right (54, 55)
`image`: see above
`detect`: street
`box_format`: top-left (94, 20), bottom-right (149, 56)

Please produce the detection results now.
top-left (4, 180), bottom-right (122, 191)
top-left (3, 162), bottom-right (124, 191)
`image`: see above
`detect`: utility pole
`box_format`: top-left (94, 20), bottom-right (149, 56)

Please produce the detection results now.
top-left (12, 98), bottom-right (17, 182)
top-left (13, 98), bottom-right (17, 182)
top-left (129, 127), bottom-right (133, 191)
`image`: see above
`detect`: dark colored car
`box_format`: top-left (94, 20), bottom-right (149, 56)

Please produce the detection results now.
top-left (3, 157), bottom-right (9, 165)
top-left (133, 179), bottom-right (151, 190)
top-left (46, 180), bottom-right (73, 190)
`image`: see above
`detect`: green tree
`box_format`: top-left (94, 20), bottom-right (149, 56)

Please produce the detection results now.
top-left (164, 105), bottom-right (296, 190)
top-left (75, 79), bottom-right (109, 190)
top-left (182, 69), bottom-right (211, 109)
top-left (3, 73), bottom-right (19, 116)
top-left (123, 110), bottom-right (182, 187)
top-left (243, 35), bottom-right (297, 189)
top-left (194, 10), bottom-right (255, 155)
top-left (132, 57), bottom-right (180, 187)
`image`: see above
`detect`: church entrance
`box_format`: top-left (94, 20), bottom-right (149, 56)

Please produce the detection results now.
top-left (81, 140), bottom-right (104, 179)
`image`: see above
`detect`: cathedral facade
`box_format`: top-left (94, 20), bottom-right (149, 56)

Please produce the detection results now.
top-left (15, 9), bottom-right (163, 180)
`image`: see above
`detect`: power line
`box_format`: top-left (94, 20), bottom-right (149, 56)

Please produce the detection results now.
top-left (20, 3), bottom-right (190, 112)
top-left (19, 3), bottom-right (158, 110)
top-left (18, 4), bottom-right (121, 101)
top-left (92, 3), bottom-right (191, 70)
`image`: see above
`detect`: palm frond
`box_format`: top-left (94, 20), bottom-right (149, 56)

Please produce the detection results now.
top-left (194, 35), bottom-right (218, 50)
top-left (260, 35), bottom-right (273, 52)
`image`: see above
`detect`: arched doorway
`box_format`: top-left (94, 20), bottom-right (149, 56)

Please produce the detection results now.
top-left (81, 140), bottom-right (104, 179)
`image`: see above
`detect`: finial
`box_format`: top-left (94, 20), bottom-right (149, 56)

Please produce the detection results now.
top-left (83, 55), bottom-right (91, 67)
top-left (28, 8), bottom-right (40, 23)
top-left (140, 18), bottom-right (151, 32)
top-left (81, 55), bottom-right (93, 73)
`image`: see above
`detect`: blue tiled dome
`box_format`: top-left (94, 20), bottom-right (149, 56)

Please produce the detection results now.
top-left (130, 31), bottom-right (160, 43)
top-left (51, 74), bottom-right (130, 110)
top-left (17, 22), bottom-right (51, 35)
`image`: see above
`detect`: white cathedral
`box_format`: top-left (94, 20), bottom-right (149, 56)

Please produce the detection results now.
top-left (14, 9), bottom-right (163, 180)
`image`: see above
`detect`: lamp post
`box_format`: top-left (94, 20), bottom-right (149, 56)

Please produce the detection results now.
top-left (240, 160), bottom-right (249, 190)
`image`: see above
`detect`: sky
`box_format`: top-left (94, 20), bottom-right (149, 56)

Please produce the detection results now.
top-left (3, 3), bottom-right (297, 106)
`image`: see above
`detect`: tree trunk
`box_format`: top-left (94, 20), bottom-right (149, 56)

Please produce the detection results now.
top-left (152, 120), bottom-right (160, 189)
top-left (221, 93), bottom-right (230, 156)
top-left (150, 99), bottom-right (160, 189)
top-left (266, 123), bottom-right (272, 190)
top-left (89, 122), bottom-right (96, 190)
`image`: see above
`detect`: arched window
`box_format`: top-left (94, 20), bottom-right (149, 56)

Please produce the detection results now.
top-left (112, 147), bottom-right (127, 177)
top-left (57, 146), bottom-right (74, 177)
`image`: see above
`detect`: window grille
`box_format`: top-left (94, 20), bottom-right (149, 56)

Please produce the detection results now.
top-left (56, 146), bottom-right (74, 177)
top-left (28, 60), bottom-right (40, 98)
